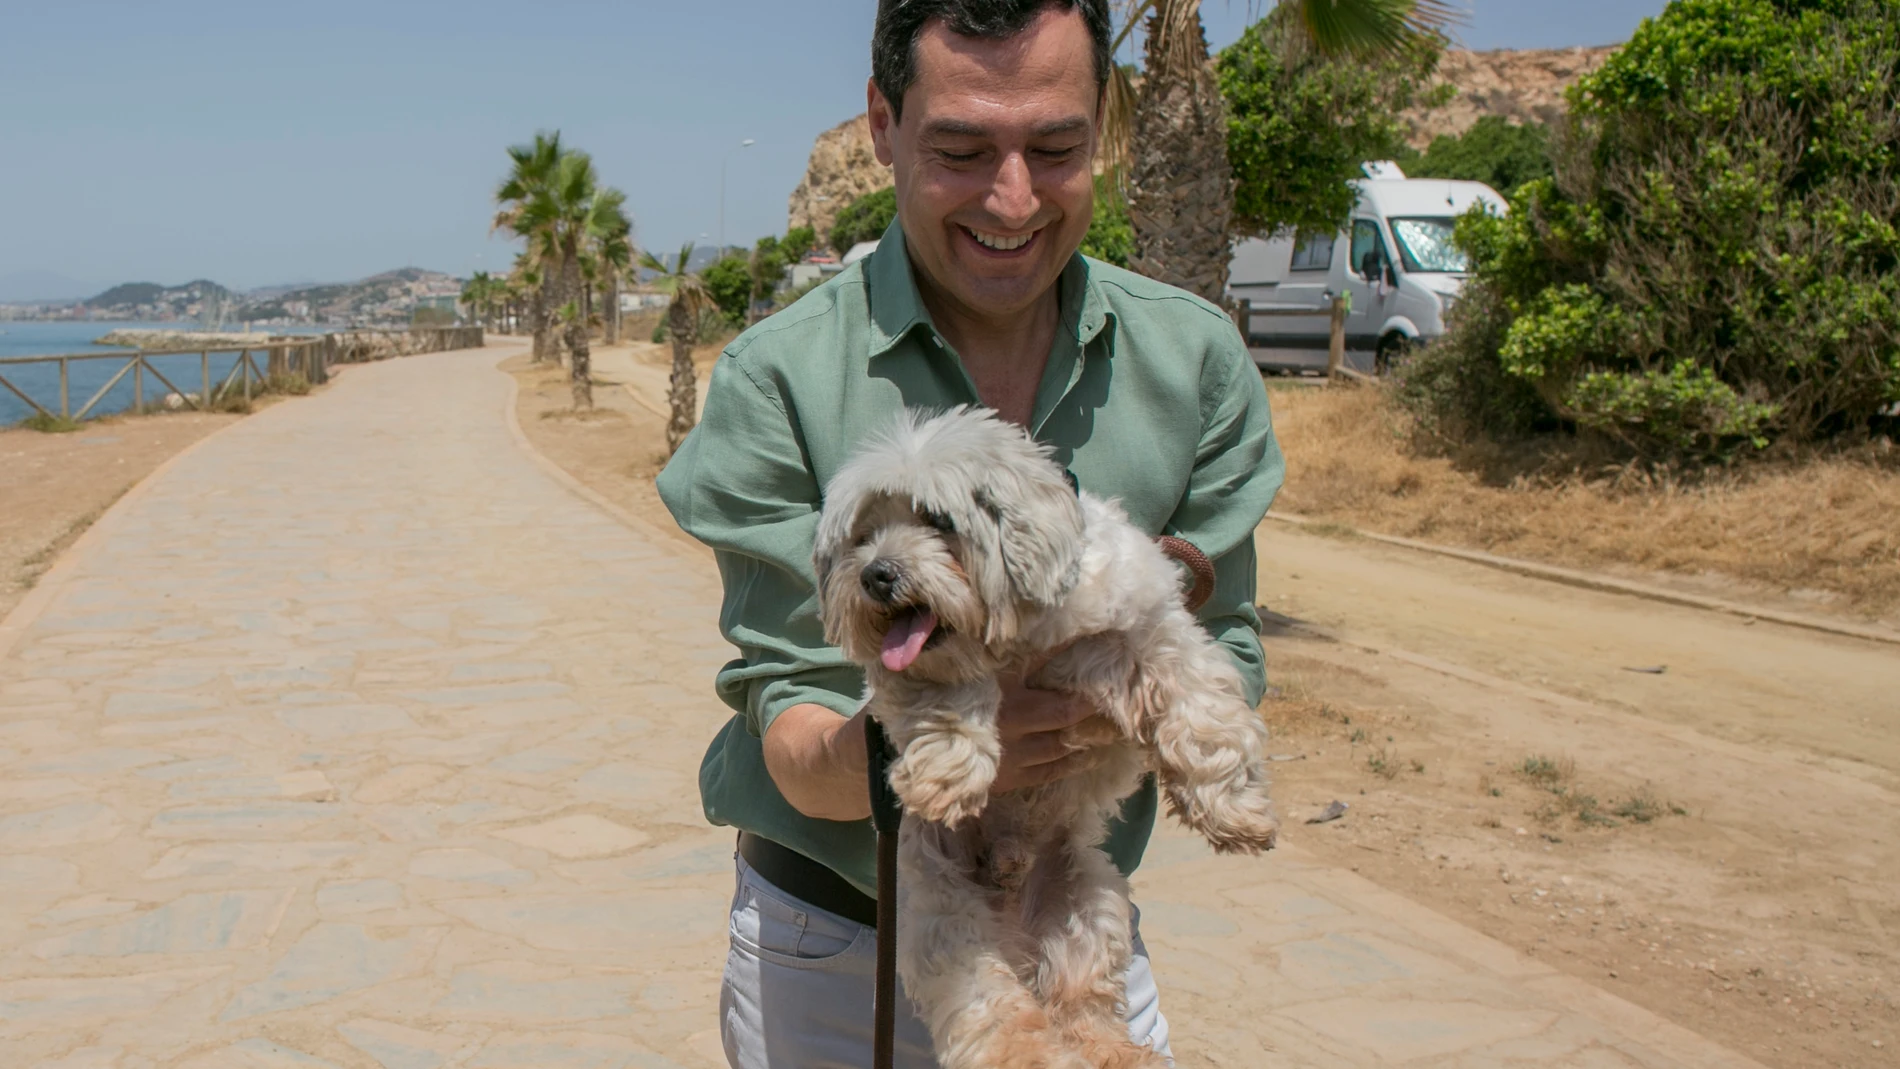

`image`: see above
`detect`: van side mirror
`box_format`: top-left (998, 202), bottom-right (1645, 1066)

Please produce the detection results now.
top-left (1359, 251), bottom-right (1380, 280)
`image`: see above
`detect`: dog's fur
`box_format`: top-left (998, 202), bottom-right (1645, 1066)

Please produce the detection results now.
top-left (814, 407), bottom-right (1279, 1069)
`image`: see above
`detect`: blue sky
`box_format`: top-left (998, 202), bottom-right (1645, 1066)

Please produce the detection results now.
top-left (0, 0), bottom-right (1666, 300)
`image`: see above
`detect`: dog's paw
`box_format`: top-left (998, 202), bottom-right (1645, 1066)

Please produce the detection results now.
top-left (890, 756), bottom-right (993, 827)
top-left (1167, 782), bottom-right (1280, 854)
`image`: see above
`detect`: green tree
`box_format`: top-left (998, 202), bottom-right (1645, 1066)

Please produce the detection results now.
top-left (1218, 9), bottom-right (1441, 241)
top-left (639, 244), bottom-right (716, 454)
top-left (1402, 116), bottom-right (1552, 194)
top-left (701, 254), bottom-right (753, 326)
top-left (829, 187), bottom-right (898, 255)
top-left (750, 236), bottom-right (787, 304)
top-left (1403, 0), bottom-right (1900, 458)
top-left (781, 225), bottom-right (817, 265)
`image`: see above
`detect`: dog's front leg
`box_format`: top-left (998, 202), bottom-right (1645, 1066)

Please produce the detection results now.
top-left (899, 821), bottom-right (1091, 1069)
top-left (877, 677), bottom-right (1002, 827)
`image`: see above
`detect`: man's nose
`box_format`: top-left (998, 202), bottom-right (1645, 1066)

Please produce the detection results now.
top-left (985, 153), bottom-right (1039, 228)
top-left (860, 559), bottom-right (902, 603)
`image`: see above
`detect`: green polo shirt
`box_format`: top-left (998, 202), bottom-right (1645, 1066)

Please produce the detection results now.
top-left (656, 223), bottom-right (1283, 898)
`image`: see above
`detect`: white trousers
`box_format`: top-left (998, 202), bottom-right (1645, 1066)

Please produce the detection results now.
top-left (719, 855), bottom-right (1173, 1068)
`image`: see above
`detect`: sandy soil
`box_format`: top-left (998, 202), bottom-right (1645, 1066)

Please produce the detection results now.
top-left (1268, 382), bottom-right (1900, 626)
top-left (0, 412), bottom-right (241, 620)
top-left (512, 350), bottom-right (1899, 1069)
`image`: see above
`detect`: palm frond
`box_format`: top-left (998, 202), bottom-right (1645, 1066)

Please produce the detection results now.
top-left (1296, 0), bottom-right (1463, 58)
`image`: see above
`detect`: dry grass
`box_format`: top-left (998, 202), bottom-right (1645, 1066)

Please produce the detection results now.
top-left (1268, 383), bottom-right (1900, 618)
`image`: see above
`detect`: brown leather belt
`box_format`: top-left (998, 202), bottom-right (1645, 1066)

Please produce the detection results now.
top-left (737, 831), bottom-right (879, 929)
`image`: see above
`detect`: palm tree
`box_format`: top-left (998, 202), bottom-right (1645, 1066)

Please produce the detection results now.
top-left (494, 131), bottom-right (566, 364)
top-left (460, 271), bottom-right (499, 330)
top-left (1109, 0), bottom-right (1458, 305)
top-left (639, 243), bottom-right (714, 455)
top-left (593, 211), bottom-right (635, 346)
top-left (500, 146), bottom-right (632, 409)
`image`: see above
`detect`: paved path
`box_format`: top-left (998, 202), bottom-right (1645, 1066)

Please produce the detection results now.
top-left (0, 346), bottom-right (1760, 1068)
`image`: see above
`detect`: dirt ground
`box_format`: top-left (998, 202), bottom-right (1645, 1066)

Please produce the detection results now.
top-left (1268, 382), bottom-right (1900, 626)
top-left (0, 411), bottom-right (241, 621)
top-left (514, 351), bottom-right (1898, 1069)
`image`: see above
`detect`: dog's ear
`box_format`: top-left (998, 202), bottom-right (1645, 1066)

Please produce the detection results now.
top-left (974, 451), bottom-right (1085, 610)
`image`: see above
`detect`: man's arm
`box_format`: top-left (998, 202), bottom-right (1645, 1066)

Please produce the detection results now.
top-left (1168, 325), bottom-right (1285, 703)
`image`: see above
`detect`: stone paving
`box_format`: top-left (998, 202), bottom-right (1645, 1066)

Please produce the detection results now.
top-left (0, 344), bottom-right (1762, 1068)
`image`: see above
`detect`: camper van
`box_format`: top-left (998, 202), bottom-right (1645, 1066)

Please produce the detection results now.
top-left (1228, 162), bottom-right (1507, 374)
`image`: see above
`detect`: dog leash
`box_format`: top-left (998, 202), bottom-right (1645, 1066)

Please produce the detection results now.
top-left (866, 714), bottom-right (903, 1069)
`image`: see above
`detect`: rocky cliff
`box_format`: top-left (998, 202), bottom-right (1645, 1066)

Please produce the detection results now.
top-left (786, 115), bottom-right (887, 241)
top-left (786, 46), bottom-right (1618, 232)
top-left (1401, 46), bottom-right (1615, 149)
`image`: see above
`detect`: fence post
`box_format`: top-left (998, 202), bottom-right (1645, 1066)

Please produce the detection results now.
top-left (1233, 298), bottom-right (1252, 345)
top-left (133, 355), bottom-right (145, 415)
top-left (59, 357), bottom-right (69, 419)
top-left (201, 351), bottom-right (210, 407)
top-left (1326, 295), bottom-right (1347, 380)
top-left (241, 350), bottom-right (252, 404)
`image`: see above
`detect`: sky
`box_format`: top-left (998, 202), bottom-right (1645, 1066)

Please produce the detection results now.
top-left (0, 0), bottom-right (1668, 301)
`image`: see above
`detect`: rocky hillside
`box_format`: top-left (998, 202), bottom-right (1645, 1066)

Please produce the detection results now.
top-left (1402, 46), bottom-right (1614, 148)
top-left (786, 46), bottom-right (1617, 233)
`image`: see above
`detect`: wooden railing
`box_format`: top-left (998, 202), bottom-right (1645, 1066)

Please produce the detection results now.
top-left (1233, 296), bottom-right (1350, 378)
top-left (0, 327), bottom-right (484, 423)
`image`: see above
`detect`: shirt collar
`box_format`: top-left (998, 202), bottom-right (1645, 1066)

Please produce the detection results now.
top-left (864, 219), bottom-right (1115, 359)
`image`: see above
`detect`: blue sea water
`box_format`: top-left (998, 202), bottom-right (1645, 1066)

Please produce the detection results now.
top-left (0, 322), bottom-right (324, 425)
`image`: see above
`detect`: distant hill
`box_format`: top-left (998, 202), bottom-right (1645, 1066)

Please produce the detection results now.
top-left (39, 268), bottom-right (465, 326)
top-left (85, 279), bottom-right (236, 321)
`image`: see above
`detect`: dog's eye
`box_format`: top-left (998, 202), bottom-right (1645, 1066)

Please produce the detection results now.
top-left (921, 510), bottom-right (955, 534)
top-left (854, 533), bottom-right (873, 548)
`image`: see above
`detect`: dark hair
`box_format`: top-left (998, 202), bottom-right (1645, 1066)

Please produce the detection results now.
top-left (873, 0), bottom-right (1113, 122)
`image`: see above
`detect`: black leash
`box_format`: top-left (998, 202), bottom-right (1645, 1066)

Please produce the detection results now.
top-left (865, 714), bottom-right (903, 1069)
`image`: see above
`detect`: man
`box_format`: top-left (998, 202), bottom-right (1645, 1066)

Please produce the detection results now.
top-left (656, 1), bottom-right (1283, 1064)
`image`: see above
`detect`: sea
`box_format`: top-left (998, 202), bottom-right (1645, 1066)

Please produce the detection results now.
top-left (0, 321), bottom-right (327, 425)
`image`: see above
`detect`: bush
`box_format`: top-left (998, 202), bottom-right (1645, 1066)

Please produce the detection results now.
top-left (1402, 116), bottom-right (1553, 194)
top-left (829, 187), bottom-right (898, 255)
top-left (700, 255), bottom-right (753, 326)
top-left (1405, 0), bottom-right (1900, 460)
top-left (1219, 8), bottom-right (1443, 240)
top-left (1080, 173), bottom-right (1134, 267)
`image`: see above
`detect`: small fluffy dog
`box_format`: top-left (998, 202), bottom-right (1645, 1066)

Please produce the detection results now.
top-left (815, 407), bottom-right (1278, 1069)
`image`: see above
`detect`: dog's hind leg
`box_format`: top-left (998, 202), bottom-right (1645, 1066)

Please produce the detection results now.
top-left (899, 821), bottom-right (1089, 1069)
top-left (1024, 838), bottom-right (1169, 1069)
top-left (1138, 611), bottom-right (1280, 854)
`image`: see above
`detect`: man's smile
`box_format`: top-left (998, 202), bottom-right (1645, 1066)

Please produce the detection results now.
top-left (959, 224), bottom-right (1042, 256)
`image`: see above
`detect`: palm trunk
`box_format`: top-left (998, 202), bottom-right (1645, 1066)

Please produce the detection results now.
top-left (604, 274), bottom-right (621, 345)
top-left (530, 283), bottom-right (552, 362)
top-left (562, 249), bottom-right (592, 409)
top-left (1127, 4), bottom-right (1235, 307)
top-left (665, 301), bottom-right (698, 454)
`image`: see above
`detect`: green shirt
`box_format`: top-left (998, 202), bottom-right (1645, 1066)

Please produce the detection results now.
top-left (656, 223), bottom-right (1284, 897)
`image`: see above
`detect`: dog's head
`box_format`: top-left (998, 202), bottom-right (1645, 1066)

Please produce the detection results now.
top-left (814, 407), bottom-right (1086, 679)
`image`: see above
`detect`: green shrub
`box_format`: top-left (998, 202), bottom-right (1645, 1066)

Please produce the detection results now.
top-left (829, 187), bottom-right (898, 255)
top-left (1404, 0), bottom-right (1900, 460)
top-left (18, 412), bottom-right (84, 433)
top-left (1080, 173), bottom-right (1134, 267)
top-left (700, 255), bottom-right (753, 327)
top-left (1219, 8), bottom-right (1443, 240)
top-left (1402, 116), bottom-right (1553, 194)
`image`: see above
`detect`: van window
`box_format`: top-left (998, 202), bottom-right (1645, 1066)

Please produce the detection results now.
top-left (1349, 219), bottom-right (1389, 279)
top-left (1389, 217), bottom-right (1469, 273)
top-left (1289, 233), bottom-right (1335, 272)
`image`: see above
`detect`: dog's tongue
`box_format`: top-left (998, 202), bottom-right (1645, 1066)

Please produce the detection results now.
top-left (880, 610), bottom-right (938, 672)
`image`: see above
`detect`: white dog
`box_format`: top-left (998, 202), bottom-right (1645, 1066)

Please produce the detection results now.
top-left (814, 407), bottom-right (1279, 1069)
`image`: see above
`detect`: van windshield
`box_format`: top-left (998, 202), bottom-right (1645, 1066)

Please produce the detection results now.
top-left (1389, 217), bottom-right (1468, 274)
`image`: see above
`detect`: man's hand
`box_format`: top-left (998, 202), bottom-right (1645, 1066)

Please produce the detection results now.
top-left (990, 669), bottom-right (1110, 793)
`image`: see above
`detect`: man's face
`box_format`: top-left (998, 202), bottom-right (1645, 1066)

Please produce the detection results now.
top-left (868, 6), bottom-right (1099, 322)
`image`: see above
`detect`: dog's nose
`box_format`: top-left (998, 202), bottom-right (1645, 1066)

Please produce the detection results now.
top-left (860, 559), bottom-right (902, 603)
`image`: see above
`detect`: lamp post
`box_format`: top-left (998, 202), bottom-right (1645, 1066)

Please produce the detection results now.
top-left (720, 138), bottom-right (757, 253)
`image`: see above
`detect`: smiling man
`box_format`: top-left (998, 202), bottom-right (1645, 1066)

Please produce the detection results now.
top-left (656, 1), bottom-right (1283, 1065)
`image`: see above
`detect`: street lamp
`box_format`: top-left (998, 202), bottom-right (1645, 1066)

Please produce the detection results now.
top-left (720, 138), bottom-right (757, 253)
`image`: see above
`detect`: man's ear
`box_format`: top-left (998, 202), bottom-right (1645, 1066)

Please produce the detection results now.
top-left (868, 79), bottom-right (896, 167)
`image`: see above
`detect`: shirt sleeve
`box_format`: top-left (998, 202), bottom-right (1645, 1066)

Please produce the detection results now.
top-left (1164, 330), bottom-right (1285, 706)
top-left (655, 355), bottom-right (865, 738)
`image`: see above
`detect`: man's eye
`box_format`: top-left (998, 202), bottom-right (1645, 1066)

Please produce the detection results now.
top-left (939, 150), bottom-right (980, 164)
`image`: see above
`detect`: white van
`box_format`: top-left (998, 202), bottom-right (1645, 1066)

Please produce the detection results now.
top-left (1228, 163), bottom-right (1506, 374)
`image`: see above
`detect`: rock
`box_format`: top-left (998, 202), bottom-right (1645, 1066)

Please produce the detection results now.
top-left (1306, 800), bottom-right (1349, 825)
top-left (786, 115), bottom-right (889, 243)
top-left (94, 329), bottom-right (275, 350)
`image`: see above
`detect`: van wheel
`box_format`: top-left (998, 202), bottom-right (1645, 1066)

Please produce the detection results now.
top-left (1375, 333), bottom-right (1409, 377)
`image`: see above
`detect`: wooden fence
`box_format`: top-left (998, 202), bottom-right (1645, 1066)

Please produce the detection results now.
top-left (0, 327), bottom-right (484, 423)
top-left (1233, 296), bottom-right (1350, 378)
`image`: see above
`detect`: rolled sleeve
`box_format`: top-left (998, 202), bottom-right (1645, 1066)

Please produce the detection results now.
top-left (655, 356), bottom-right (866, 738)
top-left (1166, 333), bottom-right (1284, 706)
